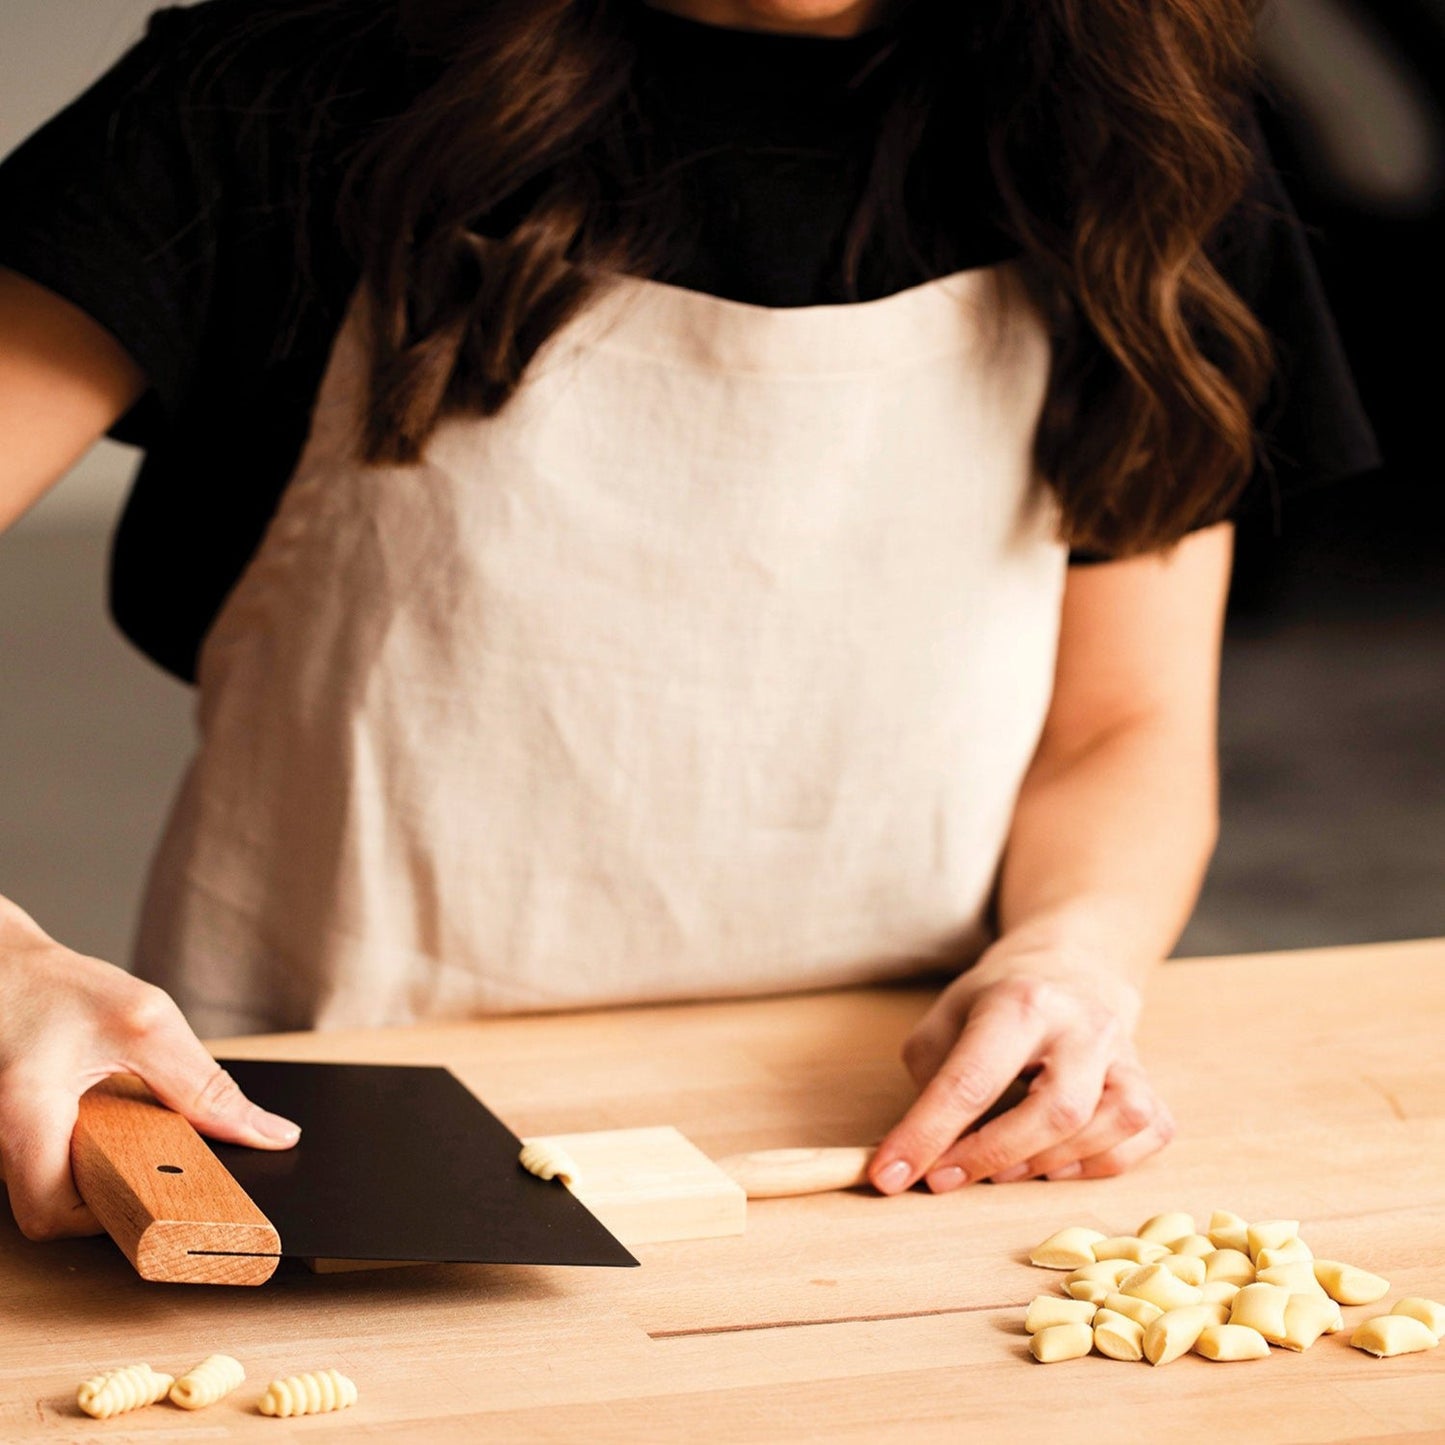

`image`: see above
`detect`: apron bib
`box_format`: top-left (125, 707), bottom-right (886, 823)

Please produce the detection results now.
top-left (132, 264), bottom-right (1066, 1036)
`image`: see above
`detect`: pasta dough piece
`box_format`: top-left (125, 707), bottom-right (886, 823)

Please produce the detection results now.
top-left (1137, 1212), bottom-right (1196, 1245)
top-left (1229, 1283), bottom-right (1292, 1344)
top-left (1069, 1258), bottom-right (1138, 1283)
top-left (1065, 1279), bottom-right (1111, 1305)
top-left (1168, 1233), bottom-right (1216, 1258)
top-left (1390, 1297), bottom-right (1445, 1337)
top-left (1030, 1322), bottom-right (1094, 1362)
top-left (1350, 1315), bottom-right (1439, 1358)
top-left (1255, 1238), bottom-right (1312, 1269)
top-left (77, 1364), bottom-right (174, 1419)
top-left (518, 1139), bottom-right (579, 1186)
top-left (1245, 1220), bottom-right (1300, 1262)
top-left (1199, 1280), bottom-right (1241, 1308)
top-left (1159, 1254), bottom-right (1207, 1287)
top-left (1204, 1248), bottom-right (1255, 1287)
top-left (1280, 1293), bottom-right (1343, 1351)
top-left (1093, 1311), bottom-right (1146, 1361)
top-left (1143, 1304), bottom-right (1218, 1366)
top-left (1025, 1296), bottom-right (1098, 1333)
top-left (1101, 1292), bottom-right (1164, 1328)
top-left (1257, 1260), bottom-right (1330, 1300)
top-left (1063, 1260), bottom-right (1137, 1293)
top-left (257, 1369), bottom-right (358, 1418)
top-left (1093, 1236), bottom-right (1170, 1265)
top-left (1195, 1323), bottom-right (1271, 1361)
top-left (170, 1354), bottom-right (245, 1410)
top-left (1118, 1264), bottom-right (1203, 1312)
top-left (1207, 1210), bottom-right (1250, 1254)
top-left (1030, 1226), bottom-right (1106, 1269)
top-left (1315, 1260), bottom-right (1391, 1305)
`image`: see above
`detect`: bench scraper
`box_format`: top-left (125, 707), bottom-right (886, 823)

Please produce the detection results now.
top-left (71, 1060), bottom-right (638, 1285)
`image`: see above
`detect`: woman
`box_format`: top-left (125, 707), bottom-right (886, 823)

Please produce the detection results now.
top-left (0, 0), bottom-right (1378, 1242)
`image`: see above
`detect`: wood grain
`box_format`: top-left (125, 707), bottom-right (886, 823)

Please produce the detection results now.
top-left (2, 938), bottom-right (1440, 1440)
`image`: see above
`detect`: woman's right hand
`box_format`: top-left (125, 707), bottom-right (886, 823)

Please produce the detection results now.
top-left (0, 898), bottom-right (301, 1242)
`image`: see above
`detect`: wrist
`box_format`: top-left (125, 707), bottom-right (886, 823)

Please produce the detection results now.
top-left (964, 910), bottom-right (1157, 1030)
top-left (992, 897), bottom-right (1167, 984)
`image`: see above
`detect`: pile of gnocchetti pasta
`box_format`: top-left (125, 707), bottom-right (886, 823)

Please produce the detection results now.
top-left (1023, 1209), bottom-right (1443, 1365)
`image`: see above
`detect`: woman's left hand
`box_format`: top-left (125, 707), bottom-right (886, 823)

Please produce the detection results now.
top-left (867, 939), bottom-right (1174, 1194)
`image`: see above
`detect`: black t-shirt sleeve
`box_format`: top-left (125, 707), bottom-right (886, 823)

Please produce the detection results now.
top-left (1067, 103), bottom-right (1382, 565)
top-left (0, 6), bottom-right (222, 444)
top-left (1213, 105), bottom-right (1383, 508)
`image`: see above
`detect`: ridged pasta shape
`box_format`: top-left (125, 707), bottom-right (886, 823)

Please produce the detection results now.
top-left (169, 1353), bottom-right (245, 1410)
top-left (519, 1139), bottom-right (579, 1186)
top-left (76, 1363), bottom-right (174, 1419)
top-left (257, 1368), bottom-right (358, 1417)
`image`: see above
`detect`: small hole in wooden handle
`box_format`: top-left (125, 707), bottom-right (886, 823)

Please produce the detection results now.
top-left (156, 1165), bottom-right (184, 1174)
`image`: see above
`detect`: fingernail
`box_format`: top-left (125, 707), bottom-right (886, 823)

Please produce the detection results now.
top-left (875, 1159), bottom-right (911, 1193)
top-left (1046, 1162), bottom-right (1082, 1181)
top-left (253, 1109), bottom-right (302, 1144)
top-left (990, 1163), bottom-right (1030, 1183)
top-left (925, 1166), bottom-right (966, 1192)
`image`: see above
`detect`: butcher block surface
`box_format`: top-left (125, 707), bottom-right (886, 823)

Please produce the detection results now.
top-left (2, 937), bottom-right (1442, 1441)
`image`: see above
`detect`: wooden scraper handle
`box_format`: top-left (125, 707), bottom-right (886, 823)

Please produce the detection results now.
top-left (713, 1146), bottom-right (874, 1199)
top-left (71, 1076), bottom-right (281, 1285)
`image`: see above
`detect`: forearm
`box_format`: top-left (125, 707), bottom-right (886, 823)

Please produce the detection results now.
top-left (871, 528), bottom-right (1231, 1190)
top-left (988, 711), bottom-right (1219, 993)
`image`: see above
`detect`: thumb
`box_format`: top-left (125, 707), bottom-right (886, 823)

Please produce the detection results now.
top-left (117, 992), bottom-right (300, 1149)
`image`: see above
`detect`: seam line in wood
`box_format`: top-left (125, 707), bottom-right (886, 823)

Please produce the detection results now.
top-left (648, 1301), bottom-right (1017, 1339)
top-left (188, 1250), bottom-right (285, 1258)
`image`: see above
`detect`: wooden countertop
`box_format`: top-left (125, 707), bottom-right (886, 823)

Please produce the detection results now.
top-left (2, 938), bottom-right (1443, 1441)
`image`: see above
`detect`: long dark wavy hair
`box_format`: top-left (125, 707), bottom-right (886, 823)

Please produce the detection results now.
top-left (194, 0), bottom-right (1273, 556)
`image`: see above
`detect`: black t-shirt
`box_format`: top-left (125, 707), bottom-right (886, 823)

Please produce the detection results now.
top-left (0, 0), bottom-right (1381, 682)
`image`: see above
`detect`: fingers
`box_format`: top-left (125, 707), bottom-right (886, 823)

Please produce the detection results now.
top-left (869, 989), bottom-right (1044, 1193)
top-left (933, 1059), bottom-right (1171, 1188)
top-left (875, 967), bottom-right (1173, 1194)
top-left (0, 1079), bottom-right (101, 1240)
top-left (1015, 1059), bottom-right (1165, 1180)
top-left (920, 1033), bottom-right (1114, 1188)
top-left (1066, 1102), bottom-right (1176, 1180)
top-left (111, 987), bottom-right (300, 1149)
top-left (0, 942), bottom-right (299, 1246)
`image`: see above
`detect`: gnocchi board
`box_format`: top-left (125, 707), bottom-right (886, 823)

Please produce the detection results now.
top-left (523, 1128), bottom-right (880, 1247)
top-left (70, 1061), bottom-right (638, 1286)
top-left (517, 1079), bottom-right (1033, 1249)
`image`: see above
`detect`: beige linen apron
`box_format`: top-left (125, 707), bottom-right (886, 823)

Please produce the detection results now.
top-left (132, 263), bottom-right (1066, 1037)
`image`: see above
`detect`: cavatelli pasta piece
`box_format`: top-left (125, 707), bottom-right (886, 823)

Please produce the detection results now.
top-left (76, 1363), bottom-right (174, 1419)
top-left (519, 1139), bottom-right (579, 1186)
top-left (169, 1353), bottom-right (245, 1410)
top-left (257, 1368), bottom-right (358, 1418)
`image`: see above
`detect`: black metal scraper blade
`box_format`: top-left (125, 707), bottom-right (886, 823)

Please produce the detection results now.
top-left (209, 1059), bottom-right (637, 1268)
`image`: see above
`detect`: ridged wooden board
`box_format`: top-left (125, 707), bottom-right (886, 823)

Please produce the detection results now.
top-left (1, 937), bottom-right (1440, 1439)
top-left (527, 1126), bottom-right (746, 1246)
